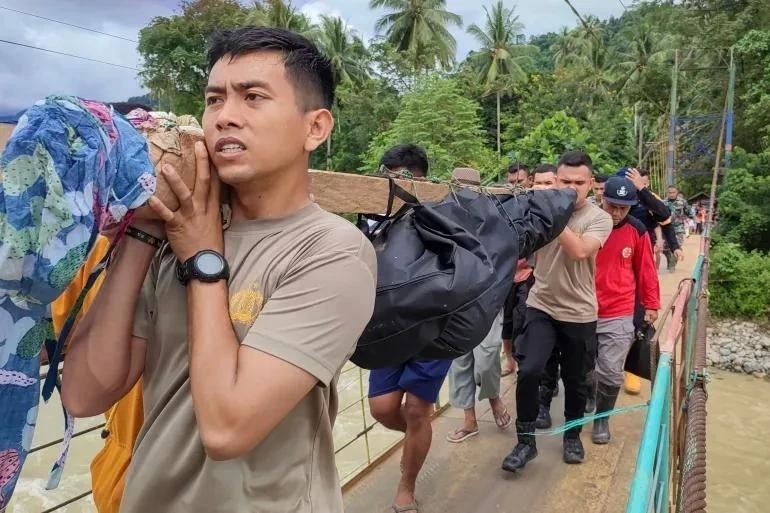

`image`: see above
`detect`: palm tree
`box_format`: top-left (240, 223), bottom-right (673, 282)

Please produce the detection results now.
top-left (317, 16), bottom-right (370, 85)
top-left (614, 23), bottom-right (666, 92)
top-left (246, 0), bottom-right (317, 39)
top-left (467, 1), bottom-right (531, 155)
top-left (370, 0), bottom-right (462, 72)
top-left (316, 16), bottom-right (371, 169)
top-left (550, 26), bottom-right (588, 70)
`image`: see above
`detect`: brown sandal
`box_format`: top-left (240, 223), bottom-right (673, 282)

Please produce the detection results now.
top-left (446, 427), bottom-right (479, 443)
top-left (393, 501), bottom-right (419, 512)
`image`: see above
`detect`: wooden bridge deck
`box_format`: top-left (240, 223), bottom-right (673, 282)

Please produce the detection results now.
top-left (343, 236), bottom-right (702, 513)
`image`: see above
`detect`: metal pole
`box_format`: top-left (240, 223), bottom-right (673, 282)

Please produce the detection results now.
top-left (724, 46), bottom-right (735, 168)
top-left (666, 50), bottom-right (679, 187)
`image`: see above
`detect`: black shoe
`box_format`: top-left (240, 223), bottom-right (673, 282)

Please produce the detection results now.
top-left (535, 405), bottom-right (552, 429)
top-left (591, 382), bottom-right (620, 445)
top-left (501, 421), bottom-right (538, 472)
top-left (563, 435), bottom-right (585, 464)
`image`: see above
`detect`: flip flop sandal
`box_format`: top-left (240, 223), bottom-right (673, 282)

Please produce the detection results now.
top-left (446, 427), bottom-right (479, 443)
top-left (393, 501), bottom-right (419, 512)
top-left (493, 409), bottom-right (512, 430)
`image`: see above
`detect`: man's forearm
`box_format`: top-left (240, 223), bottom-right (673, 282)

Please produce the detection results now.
top-left (558, 227), bottom-right (592, 260)
top-left (61, 235), bottom-right (155, 414)
top-left (186, 281), bottom-right (242, 447)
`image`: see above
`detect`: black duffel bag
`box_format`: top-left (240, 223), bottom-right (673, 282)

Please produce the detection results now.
top-left (352, 181), bottom-right (576, 369)
top-left (625, 322), bottom-right (655, 380)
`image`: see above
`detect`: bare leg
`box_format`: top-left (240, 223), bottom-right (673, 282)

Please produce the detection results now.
top-left (502, 338), bottom-right (517, 375)
top-left (369, 390), bottom-right (407, 432)
top-left (395, 393), bottom-right (435, 508)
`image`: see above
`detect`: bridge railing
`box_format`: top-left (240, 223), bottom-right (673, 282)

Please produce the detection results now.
top-left (626, 236), bottom-right (709, 513)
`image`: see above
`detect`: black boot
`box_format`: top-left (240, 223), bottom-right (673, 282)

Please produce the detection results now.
top-left (563, 432), bottom-right (585, 464)
top-left (501, 421), bottom-right (538, 472)
top-left (592, 382), bottom-right (620, 445)
top-left (536, 386), bottom-right (553, 429)
top-left (584, 372), bottom-right (597, 414)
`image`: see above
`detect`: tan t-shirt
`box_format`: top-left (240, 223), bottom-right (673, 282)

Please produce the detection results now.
top-left (121, 203), bottom-right (377, 513)
top-left (527, 202), bottom-right (612, 323)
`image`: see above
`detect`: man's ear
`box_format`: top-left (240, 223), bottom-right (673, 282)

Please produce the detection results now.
top-left (304, 109), bottom-right (334, 153)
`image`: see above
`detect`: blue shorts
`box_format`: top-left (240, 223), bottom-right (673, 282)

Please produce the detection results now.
top-left (368, 359), bottom-right (452, 403)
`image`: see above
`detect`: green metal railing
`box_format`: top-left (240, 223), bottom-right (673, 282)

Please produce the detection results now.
top-left (626, 239), bottom-right (709, 513)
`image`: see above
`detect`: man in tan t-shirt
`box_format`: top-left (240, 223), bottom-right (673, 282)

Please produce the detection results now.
top-left (62, 27), bottom-right (377, 513)
top-left (501, 151), bottom-right (612, 473)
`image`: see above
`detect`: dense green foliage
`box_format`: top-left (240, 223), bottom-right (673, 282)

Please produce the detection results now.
top-left (361, 76), bottom-right (505, 180)
top-left (137, 0), bottom-right (770, 260)
top-left (709, 242), bottom-right (770, 320)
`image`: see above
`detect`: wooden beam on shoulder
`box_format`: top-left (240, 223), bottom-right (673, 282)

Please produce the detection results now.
top-left (308, 170), bottom-right (512, 214)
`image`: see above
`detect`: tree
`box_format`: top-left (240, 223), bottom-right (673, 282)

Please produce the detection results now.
top-left (316, 16), bottom-right (371, 169)
top-left (509, 111), bottom-right (620, 171)
top-left (362, 75), bottom-right (505, 181)
top-left (466, 1), bottom-right (531, 156)
top-left (369, 0), bottom-right (462, 72)
top-left (137, 0), bottom-right (249, 116)
top-left (245, 0), bottom-right (317, 39)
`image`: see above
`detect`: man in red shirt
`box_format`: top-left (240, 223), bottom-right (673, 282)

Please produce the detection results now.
top-left (592, 176), bottom-right (660, 444)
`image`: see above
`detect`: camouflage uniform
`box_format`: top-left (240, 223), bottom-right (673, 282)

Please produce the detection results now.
top-left (663, 195), bottom-right (689, 270)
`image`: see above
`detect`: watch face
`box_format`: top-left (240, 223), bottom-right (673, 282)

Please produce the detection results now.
top-left (196, 251), bottom-right (224, 276)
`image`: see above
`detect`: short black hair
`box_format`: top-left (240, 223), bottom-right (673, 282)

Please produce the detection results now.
top-left (380, 144), bottom-right (429, 178)
top-left (207, 26), bottom-right (335, 110)
top-left (534, 163), bottom-right (556, 174)
top-left (557, 151), bottom-right (593, 172)
top-left (507, 163), bottom-right (529, 174)
top-left (637, 168), bottom-right (650, 177)
top-left (593, 174), bottom-right (608, 183)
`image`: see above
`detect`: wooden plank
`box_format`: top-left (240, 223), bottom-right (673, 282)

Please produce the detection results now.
top-left (309, 170), bottom-right (512, 214)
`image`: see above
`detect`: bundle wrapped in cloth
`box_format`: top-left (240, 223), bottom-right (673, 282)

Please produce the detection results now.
top-left (0, 96), bottom-right (202, 508)
top-left (125, 108), bottom-right (204, 216)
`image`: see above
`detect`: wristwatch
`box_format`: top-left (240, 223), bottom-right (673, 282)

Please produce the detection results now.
top-left (176, 250), bottom-right (230, 286)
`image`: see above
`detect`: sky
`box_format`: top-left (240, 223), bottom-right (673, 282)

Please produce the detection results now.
top-left (0, 0), bottom-right (625, 116)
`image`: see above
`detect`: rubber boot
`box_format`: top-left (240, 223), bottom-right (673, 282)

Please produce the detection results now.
top-left (535, 386), bottom-right (553, 429)
top-left (592, 382), bottom-right (620, 445)
top-left (624, 372), bottom-right (641, 395)
top-left (584, 372), bottom-right (597, 414)
top-left (501, 421), bottom-right (538, 472)
top-left (562, 431), bottom-right (585, 464)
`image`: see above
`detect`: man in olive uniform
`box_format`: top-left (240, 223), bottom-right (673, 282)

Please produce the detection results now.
top-left (663, 185), bottom-right (689, 272)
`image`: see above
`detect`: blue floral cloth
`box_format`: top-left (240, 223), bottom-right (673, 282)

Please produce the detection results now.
top-left (0, 96), bottom-right (155, 509)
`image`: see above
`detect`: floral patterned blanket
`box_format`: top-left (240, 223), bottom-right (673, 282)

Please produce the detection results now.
top-left (0, 96), bottom-right (155, 509)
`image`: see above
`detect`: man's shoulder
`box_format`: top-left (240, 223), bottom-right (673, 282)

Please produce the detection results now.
top-left (299, 208), bottom-right (377, 275)
top-left (583, 202), bottom-right (613, 225)
top-left (626, 215), bottom-right (647, 237)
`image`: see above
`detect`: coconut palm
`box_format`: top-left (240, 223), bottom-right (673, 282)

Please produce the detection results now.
top-left (467, 1), bottom-right (531, 155)
top-left (614, 23), bottom-right (666, 92)
top-left (317, 16), bottom-right (370, 169)
top-left (550, 26), bottom-right (588, 70)
top-left (369, 0), bottom-right (462, 72)
top-left (246, 0), bottom-right (316, 39)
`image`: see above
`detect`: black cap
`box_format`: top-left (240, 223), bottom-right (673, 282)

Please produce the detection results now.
top-left (603, 176), bottom-right (637, 206)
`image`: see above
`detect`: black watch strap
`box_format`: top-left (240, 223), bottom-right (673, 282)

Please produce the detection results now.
top-left (176, 250), bottom-right (229, 286)
top-left (125, 225), bottom-right (165, 249)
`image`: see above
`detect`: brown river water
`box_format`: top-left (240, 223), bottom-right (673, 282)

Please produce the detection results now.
top-left (6, 366), bottom-right (767, 512)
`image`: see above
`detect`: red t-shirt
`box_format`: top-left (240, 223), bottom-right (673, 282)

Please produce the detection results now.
top-left (596, 215), bottom-right (660, 318)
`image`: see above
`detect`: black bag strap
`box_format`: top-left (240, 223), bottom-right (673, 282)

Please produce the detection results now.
top-left (386, 177), bottom-right (419, 216)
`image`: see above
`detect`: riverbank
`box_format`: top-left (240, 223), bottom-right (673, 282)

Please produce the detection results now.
top-left (707, 320), bottom-right (770, 378)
